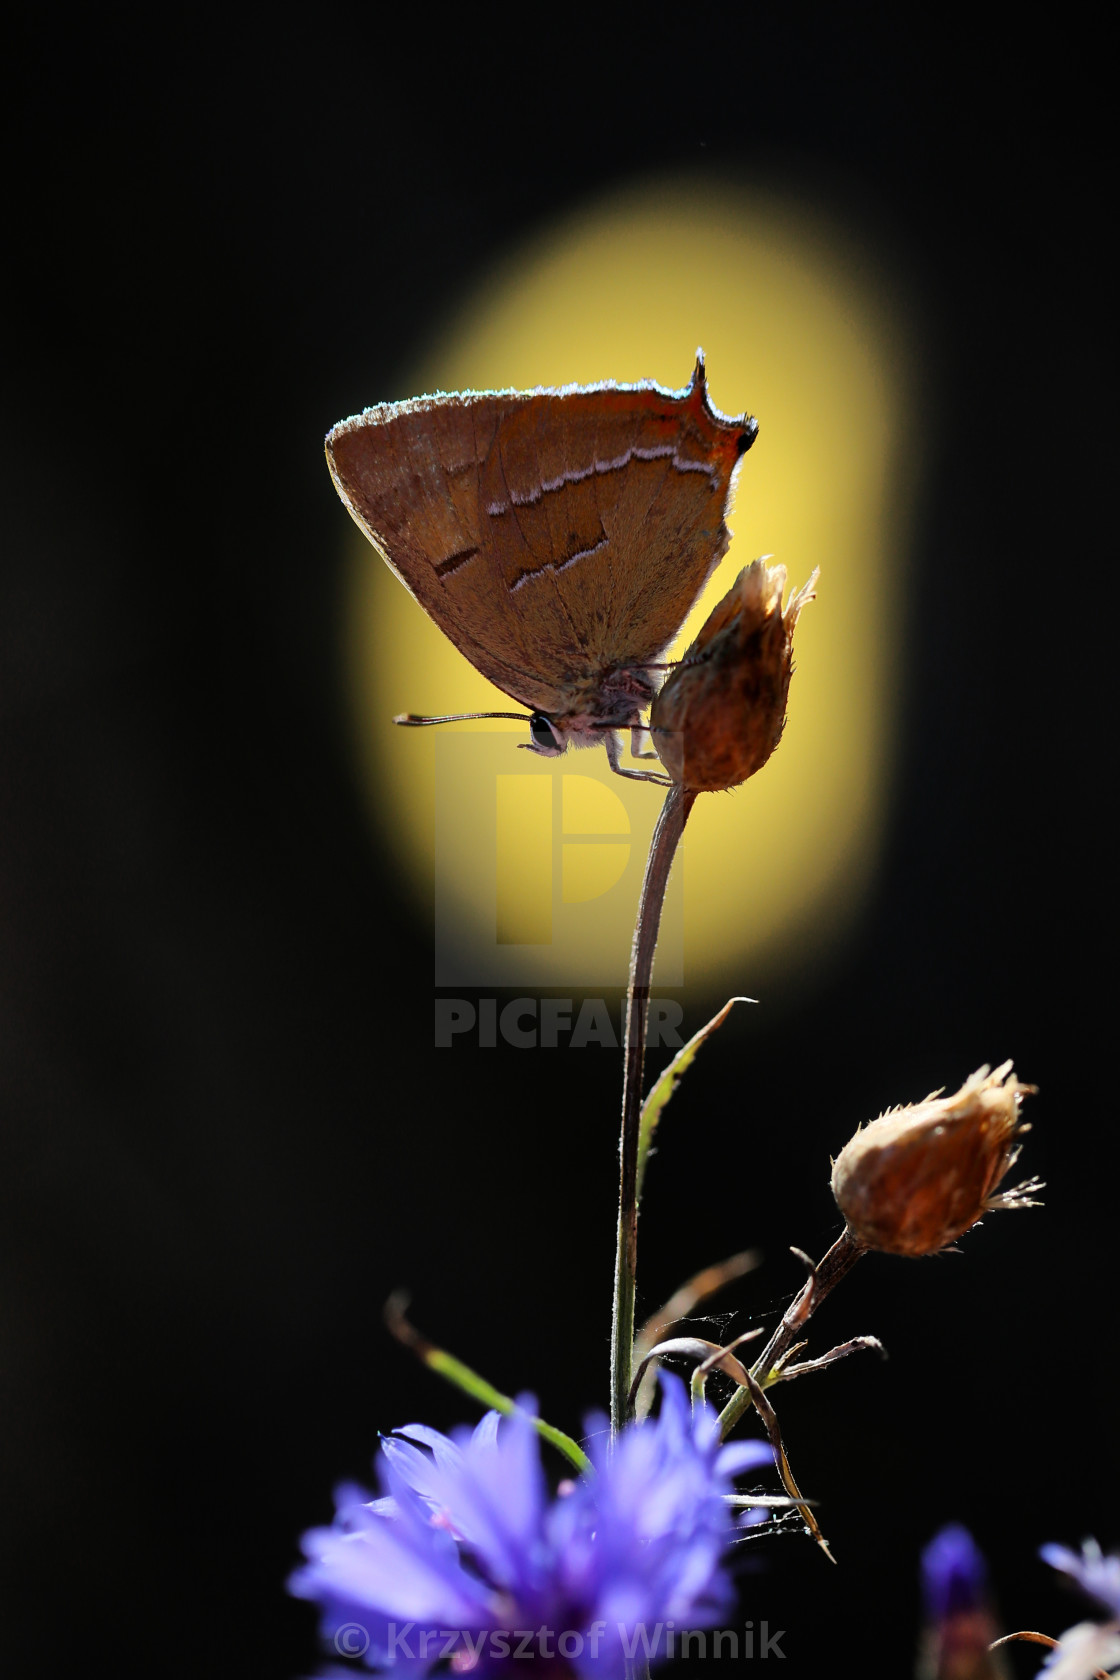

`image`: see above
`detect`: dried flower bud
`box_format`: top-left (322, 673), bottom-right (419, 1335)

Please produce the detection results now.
top-left (650, 558), bottom-right (816, 792)
top-left (830, 1062), bottom-right (1041, 1258)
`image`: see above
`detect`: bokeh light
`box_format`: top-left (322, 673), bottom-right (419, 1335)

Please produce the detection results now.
top-left (343, 178), bottom-right (920, 989)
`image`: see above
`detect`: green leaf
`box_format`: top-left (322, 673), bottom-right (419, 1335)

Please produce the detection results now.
top-left (636, 997), bottom-right (755, 1200)
top-left (425, 1347), bottom-right (592, 1474)
top-left (384, 1294), bottom-right (591, 1475)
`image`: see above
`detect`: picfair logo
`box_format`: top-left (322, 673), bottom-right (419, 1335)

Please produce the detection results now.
top-left (434, 736), bottom-right (683, 987)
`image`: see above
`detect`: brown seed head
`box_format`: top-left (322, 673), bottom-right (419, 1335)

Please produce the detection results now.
top-left (830, 1062), bottom-right (1041, 1257)
top-left (650, 559), bottom-right (816, 792)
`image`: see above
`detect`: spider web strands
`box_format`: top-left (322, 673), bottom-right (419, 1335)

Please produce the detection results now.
top-left (744, 1370), bottom-right (835, 1565)
top-left (633, 1252), bottom-right (761, 1422)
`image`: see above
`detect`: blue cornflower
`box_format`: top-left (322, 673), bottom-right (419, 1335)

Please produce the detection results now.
top-left (1042, 1542), bottom-right (1120, 1624)
top-left (1037, 1542), bottom-right (1120, 1679)
top-left (290, 1374), bottom-right (774, 1676)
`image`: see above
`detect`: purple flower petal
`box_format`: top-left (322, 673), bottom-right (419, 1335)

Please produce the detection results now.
top-left (717, 1440), bottom-right (777, 1477)
top-left (292, 1375), bottom-right (777, 1675)
top-left (1042, 1540), bottom-right (1120, 1620)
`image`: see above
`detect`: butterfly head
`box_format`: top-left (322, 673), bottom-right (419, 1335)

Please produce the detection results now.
top-left (521, 712), bottom-right (621, 758)
top-left (523, 713), bottom-right (565, 757)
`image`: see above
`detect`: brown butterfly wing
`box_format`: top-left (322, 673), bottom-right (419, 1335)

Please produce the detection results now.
top-left (326, 393), bottom-right (556, 712)
top-left (326, 360), bottom-right (756, 718)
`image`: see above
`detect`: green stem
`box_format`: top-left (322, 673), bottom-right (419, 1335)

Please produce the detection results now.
top-left (610, 783), bottom-right (697, 1436)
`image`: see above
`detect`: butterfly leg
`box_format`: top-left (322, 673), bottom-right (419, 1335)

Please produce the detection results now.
top-left (604, 728), bottom-right (672, 786)
top-left (629, 724), bottom-right (661, 761)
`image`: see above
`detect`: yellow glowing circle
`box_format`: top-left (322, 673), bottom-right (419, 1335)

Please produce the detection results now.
top-left (342, 179), bottom-right (919, 991)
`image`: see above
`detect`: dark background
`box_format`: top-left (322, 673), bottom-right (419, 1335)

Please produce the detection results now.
top-left (3, 11), bottom-right (1110, 1677)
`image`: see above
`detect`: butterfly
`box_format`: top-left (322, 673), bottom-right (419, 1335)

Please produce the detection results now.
top-left (326, 353), bottom-right (756, 782)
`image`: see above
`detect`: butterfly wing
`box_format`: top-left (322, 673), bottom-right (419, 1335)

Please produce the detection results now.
top-left (326, 357), bottom-right (756, 717)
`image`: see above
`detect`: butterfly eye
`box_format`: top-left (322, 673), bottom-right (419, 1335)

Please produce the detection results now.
top-left (529, 714), bottom-right (562, 754)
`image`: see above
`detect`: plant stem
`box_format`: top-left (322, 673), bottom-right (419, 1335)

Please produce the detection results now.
top-left (716, 1227), bottom-right (865, 1439)
top-left (610, 782), bottom-right (696, 1436)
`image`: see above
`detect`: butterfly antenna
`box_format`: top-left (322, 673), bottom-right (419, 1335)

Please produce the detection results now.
top-left (394, 710), bottom-right (531, 727)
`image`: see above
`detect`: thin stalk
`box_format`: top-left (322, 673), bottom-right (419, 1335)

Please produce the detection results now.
top-left (716, 1227), bottom-right (865, 1439)
top-left (610, 782), bottom-right (697, 1436)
